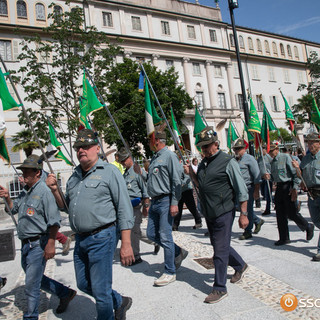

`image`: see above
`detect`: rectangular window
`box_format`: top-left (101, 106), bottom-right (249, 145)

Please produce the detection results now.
top-left (35, 3), bottom-right (45, 21)
top-left (131, 16), bottom-right (142, 31)
top-left (233, 62), bottom-right (239, 78)
top-left (195, 91), bottom-right (205, 111)
top-left (255, 95), bottom-right (263, 111)
top-left (214, 65), bottom-right (222, 77)
top-left (251, 65), bottom-right (259, 80)
top-left (192, 62), bottom-right (201, 75)
top-left (209, 29), bottom-right (217, 42)
top-left (187, 25), bottom-right (196, 39)
top-left (268, 67), bottom-right (276, 82)
top-left (218, 93), bottom-right (226, 109)
top-left (283, 69), bottom-right (290, 83)
top-left (6, 137), bottom-right (21, 164)
top-left (161, 21), bottom-right (170, 35)
top-left (236, 94), bottom-right (243, 109)
top-left (270, 95), bottom-right (279, 112)
top-left (297, 71), bottom-right (304, 84)
top-left (102, 12), bottom-right (113, 27)
top-left (166, 59), bottom-right (173, 69)
top-left (0, 40), bottom-right (12, 61)
top-left (229, 34), bottom-right (235, 47)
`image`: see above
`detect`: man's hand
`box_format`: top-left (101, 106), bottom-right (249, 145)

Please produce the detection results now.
top-left (170, 205), bottom-right (179, 217)
top-left (263, 173), bottom-right (271, 180)
top-left (0, 185), bottom-right (9, 199)
top-left (46, 174), bottom-right (59, 192)
top-left (183, 164), bottom-right (190, 175)
top-left (289, 188), bottom-right (298, 202)
top-left (120, 242), bottom-right (134, 266)
top-left (238, 214), bottom-right (249, 229)
top-left (44, 239), bottom-right (56, 261)
top-left (292, 160), bottom-right (300, 169)
top-left (142, 206), bottom-right (149, 217)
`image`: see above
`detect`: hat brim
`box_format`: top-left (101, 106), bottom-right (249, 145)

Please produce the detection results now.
top-left (232, 145), bottom-right (245, 150)
top-left (118, 154), bottom-right (130, 162)
top-left (196, 139), bottom-right (215, 148)
top-left (16, 164), bottom-right (42, 170)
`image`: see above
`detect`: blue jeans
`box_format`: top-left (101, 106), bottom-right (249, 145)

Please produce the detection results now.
top-left (74, 226), bottom-right (122, 320)
top-left (308, 197), bottom-right (320, 253)
top-left (21, 236), bottom-right (69, 320)
top-left (262, 180), bottom-right (273, 212)
top-left (207, 210), bottom-right (245, 292)
top-left (245, 185), bottom-right (261, 234)
top-left (147, 195), bottom-right (181, 275)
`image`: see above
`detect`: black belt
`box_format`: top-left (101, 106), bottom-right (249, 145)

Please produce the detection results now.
top-left (151, 194), bottom-right (170, 201)
top-left (78, 221), bottom-right (116, 237)
top-left (22, 235), bottom-right (42, 245)
top-left (277, 181), bottom-right (291, 186)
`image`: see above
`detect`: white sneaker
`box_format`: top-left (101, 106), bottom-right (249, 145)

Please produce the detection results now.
top-left (62, 237), bottom-right (71, 255)
top-left (154, 273), bottom-right (176, 286)
top-left (175, 248), bottom-right (188, 270)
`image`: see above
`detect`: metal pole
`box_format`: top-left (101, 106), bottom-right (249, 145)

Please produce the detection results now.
top-left (228, 1), bottom-right (254, 155)
top-left (2, 197), bottom-right (17, 227)
top-left (140, 64), bottom-right (186, 165)
top-left (0, 55), bottom-right (68, 209)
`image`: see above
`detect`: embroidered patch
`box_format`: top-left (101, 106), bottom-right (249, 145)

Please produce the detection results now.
top-left (316, 170), bottom-right (320, 177)
top-left (127, 183), bottom-right (132, 189)
top-left (279, 169), bottom-right (285, 177)
top-left (153, 168), bottom-right (159, 174)
top-left (26, 208), bottom-right (35, 216)
top-left (32, 195), bottom-right (40, 200)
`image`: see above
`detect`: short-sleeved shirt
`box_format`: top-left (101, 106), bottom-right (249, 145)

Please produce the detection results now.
top-left (300, 150), bottom-right (320, 188)
top-left (270, 152), bottom-right (301, 189)
top-left (236, 153), bottom-right (261, 186)
top-left (147, 146), bottom-right (182, 206)
top-left (12, 179), bottom-right (60, 240)
top-left (123, 165), bottom-right (149, 200)
top-left (65, 159), bottom-right (134, 233)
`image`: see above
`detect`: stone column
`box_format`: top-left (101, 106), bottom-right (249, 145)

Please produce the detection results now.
top-left (152, 54), bottom-right (160, 67)
top-left (295, 124), bottom-right (305, 151)
top-left (205, 60), bottom-right (216, 108)
top-left (182, 57), bottom-right (192, 95)
top-left (226, 63), bottom-right (236, 108)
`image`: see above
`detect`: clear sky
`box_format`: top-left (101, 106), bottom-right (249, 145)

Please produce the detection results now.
top-left (185, 0), bottom-right (320, 44)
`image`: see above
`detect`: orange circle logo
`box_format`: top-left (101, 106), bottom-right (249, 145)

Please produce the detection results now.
top-left (280, 293), bottom-right (298, 311)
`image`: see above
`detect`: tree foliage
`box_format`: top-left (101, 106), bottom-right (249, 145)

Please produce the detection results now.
top-left (92, 59), bottom-right (193, 157)
top-left (15, 3), bottom-right (121, 148)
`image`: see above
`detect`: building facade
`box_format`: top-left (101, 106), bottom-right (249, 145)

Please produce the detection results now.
top-left (1, 0), bottom-right (320, 171)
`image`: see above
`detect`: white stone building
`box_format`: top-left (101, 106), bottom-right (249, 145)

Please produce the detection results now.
top-left (1, 0), bottom-right (320, 172)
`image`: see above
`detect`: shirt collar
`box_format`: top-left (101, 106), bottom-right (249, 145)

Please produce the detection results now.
top-left (75, 158), bottom-right (104, 178)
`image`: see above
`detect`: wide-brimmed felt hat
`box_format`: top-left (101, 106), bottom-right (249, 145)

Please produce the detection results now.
top-left (196, 126), bottom-right (218, 148)
top-left (117, 147), bottom-right (130, 162)
top-left (73, 129), bottom-right (98, 148)
top-left (269, 141), bottom-right (280, 151)
top-left (305, 132), bottom-right (320, 142)
top-left (17, 155), bottom-right (43, 170)
top-left (232, 138), bottom-right (246, 150)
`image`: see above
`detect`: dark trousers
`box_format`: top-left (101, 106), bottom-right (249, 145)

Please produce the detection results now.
top-left (174, 189), bottom-right (202, 227)
top-left (262, 180), bottom-right (273, 212)
top-left (206, 210), bottom-right (245, 292)
top-left (275, 182), bottom-right (309, 241)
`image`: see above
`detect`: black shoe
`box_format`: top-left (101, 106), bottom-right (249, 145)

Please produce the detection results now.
top-left (0, 277), bottom-right (7, 290)
top-left (262, 210), bottom-right (271, 216)
top-left (274, 240), bottom-right (291, 246)
top-left (239, 232), bottom-right (252, 240)
top-left (115, 296), bottom-right (132, 320)
top-left (172, 226), bottom-right (178, 231)
top-left (255, 199), bottom-right (261, 208)
top-left (56, 289), bottom-right (77, 314)
top-left (129, 257), bottom-right (143, 266)
top-left (312, 253), bottom-right (320, 262)
top-left (307, 224), bottom-right (314, 241)
top-left (154, 244), bottom-right (160, 255)
top-left (193, 223), bottom-right (202, 229)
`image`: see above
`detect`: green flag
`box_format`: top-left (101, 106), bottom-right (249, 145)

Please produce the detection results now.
top-left (280, 91), bottom-right (296, 133)
top-left (311, 96), bottom-right (320, 131)
top-left (48, 121), bottom-right (73, 166)
top-left (83, 75), bottom-right (103, 116)
top-left (193, 108), bottom-right (206, 150)
top-left (170, 107), bottom-right (182, 148)
top-left (227, 121), bottom-right (239, 151)
top-left (0, 68), bottom-right (19, 111)
top-left (79, 97), bottom-right (91, 129)
top-left (248, 97), bottom-right (261, 133)
top-left (261, 101), bottom-right (277, 152)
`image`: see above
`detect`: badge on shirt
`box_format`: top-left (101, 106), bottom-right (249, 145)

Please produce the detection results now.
top-left (26, 208), bottom-right (35, 216)
top-left (279, 169), bottom-right (285, 177)
top-left (316, 170), bottom-right (320, 177)
top-left (127, 183), bottom-right (132, 189)
top-left (153, 168), bottom-right (159, 175)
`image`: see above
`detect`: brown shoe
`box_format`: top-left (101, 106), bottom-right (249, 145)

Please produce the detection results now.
top-left (56, 289), bottom-right (76, 314)
top-left (204, 290), bottom-right (228, 304)
top-left (230, 263), bottom-right (248, 284)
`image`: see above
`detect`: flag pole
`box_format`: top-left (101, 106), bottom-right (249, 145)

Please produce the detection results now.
top-left (140, 64), bottom-right (186, 164)
top-left (83, 67), bottom-right (133, 160)
top-left (0, 55), bottom-right (68, 209)
top-left (46, 116), bottom-right (77, 166)
top-left (2, 197), bottom-right (17, 227)
top-left (171, 105), bottom-right (188, 155)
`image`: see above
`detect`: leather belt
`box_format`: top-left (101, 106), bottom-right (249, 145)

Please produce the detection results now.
top-left (277, 181), bottom-right (291, 186)
top-left (22, 235), bottom-right (42, 245)
top-left (78, 221), bottom-right (116, 237)
top-left (151, 194), bottom-right (170, 201)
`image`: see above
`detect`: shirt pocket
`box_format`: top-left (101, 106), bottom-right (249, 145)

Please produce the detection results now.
top-left (85, 180), bottom-right (102, 199)
top-left (278, 161), bottom-right (287, 178)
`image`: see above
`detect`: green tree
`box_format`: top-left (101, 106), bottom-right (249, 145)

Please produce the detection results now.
top-left (92, 59), bottom-right (193, 157)
top-left (15, 2), bottom-right (121, 147)
top-left (11, 129), bottom-right (39, 157)
top-left (291, 94), bottom-right (319, 126)
top-left (269, 127), bottom-right (293, 142)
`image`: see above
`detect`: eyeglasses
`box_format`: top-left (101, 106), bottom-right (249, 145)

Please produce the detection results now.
top-left (74, 145), bottom-right (94, 152)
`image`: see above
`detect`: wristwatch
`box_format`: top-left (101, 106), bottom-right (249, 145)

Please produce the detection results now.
top-left (240, 211), bottom-right (248, 216)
